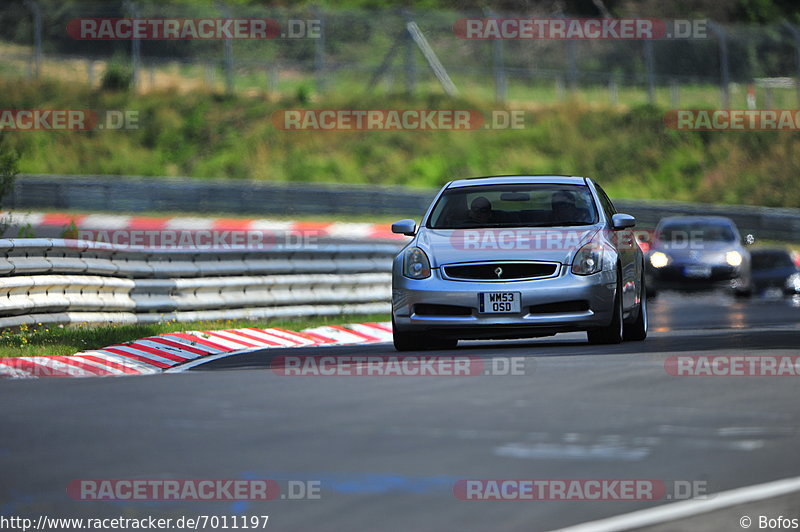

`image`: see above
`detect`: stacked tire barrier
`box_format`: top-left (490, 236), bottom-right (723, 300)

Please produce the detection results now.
top-left (0, 239), bottom-right (399, 328)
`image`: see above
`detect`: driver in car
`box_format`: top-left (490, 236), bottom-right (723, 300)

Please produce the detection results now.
top-left (551, 191), bottom-right (589, 224)
top-left (468, 196), bottom-right (493, 225)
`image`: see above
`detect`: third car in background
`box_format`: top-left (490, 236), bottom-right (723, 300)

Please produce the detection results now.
top-left (750, 248), bottom-right (800, 296)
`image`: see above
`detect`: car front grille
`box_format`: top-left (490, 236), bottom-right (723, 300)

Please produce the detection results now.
top-left (443, 262), bottom-right (559, 281)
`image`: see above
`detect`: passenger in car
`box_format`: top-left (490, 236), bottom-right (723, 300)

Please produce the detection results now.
top-left (551, 191), bottom-right (591, 224)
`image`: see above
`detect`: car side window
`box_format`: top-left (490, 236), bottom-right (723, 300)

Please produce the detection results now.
top-left (595, 185), bottom-right (616, 221)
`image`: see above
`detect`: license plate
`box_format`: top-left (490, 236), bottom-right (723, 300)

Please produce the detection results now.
top-left (684, 265), bottom-right (712, 278)
top-left (479, 292), bottom-right (521, 313)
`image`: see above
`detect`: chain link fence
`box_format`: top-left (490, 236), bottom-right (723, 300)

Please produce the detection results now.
top-left (2, 1), bottom-right (800, 108)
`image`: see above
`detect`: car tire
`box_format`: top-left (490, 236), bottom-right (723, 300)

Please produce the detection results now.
top-left (587, 271), bottom-right (624, 345)
top-left (392, 318), bottom-right (458, 351)
top-left (624, 272), bottom-right (648, 341)
top-left (393, 329), bottom-right (420, 351)
top-left (733, 288), bottom-right (752, 299)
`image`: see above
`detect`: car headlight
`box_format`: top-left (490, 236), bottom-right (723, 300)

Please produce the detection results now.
top-left (786, 273), bottom-right (800, 293)
top-left (649, 251), bottom-right (669, 269)
top-left (726, 251), bottom-right (743, 267)
top-left (572, 242), bottom-right (603, 276)
top-left (403, 247), bottom-right (431, 279)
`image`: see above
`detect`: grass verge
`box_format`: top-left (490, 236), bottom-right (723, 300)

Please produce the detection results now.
top-left (3, 79), bottom-right (800, 208)
top-left (0, 314), bottom-right (391, 358)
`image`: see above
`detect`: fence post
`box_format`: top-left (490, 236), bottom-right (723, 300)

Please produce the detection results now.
top-left (670, 79), bottom-right (679, 107)
top-left (204, 62), bottom-right (215, 88)
top-left (486, 9), bottom-right (507, 104)
top-left (403, 9), bottom-right (416, 95)
top-left (608, 78), bottom-right (618, 105)
top-left (567, 39), bottom-right (578, 94)
top-left (555, 77), bottom-right (565, 101)
top-left (23, 0), bottom-right (42, 79)
top-left (268, 65), bottom-right (278, 93)
top-left (709, 22), bottom-right (730, 108)
top-left (644, 39), bottom-right (655, 104)
top-left (314, 6), bottom-right (327, 93)
top-left (123, 0), bottom-right (141, 89)
top-left (216, 1), bottom-right (234, 94)
top-left (783, 21), bottom-right (800, 108)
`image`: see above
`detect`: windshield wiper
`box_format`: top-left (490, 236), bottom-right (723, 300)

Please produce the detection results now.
top-left (433, 222), bottom-right (565, 229)
top-left (553, 222), bottom-right (595, 227)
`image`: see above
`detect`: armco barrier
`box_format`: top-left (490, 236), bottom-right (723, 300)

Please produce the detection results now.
top-left (8, 174), bottom-right (800, 242)
top-left (7, 174), bottom-right (433, 217)
top-left (0, 239), bottom-right (399, 327)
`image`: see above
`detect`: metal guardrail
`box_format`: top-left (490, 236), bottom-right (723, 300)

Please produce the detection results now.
top-left (8, 174), bottom-right (800, 242)
top-left (0, 239), bottom-right (397, 327)
top-left (7, 174), bottom-right (433, 217)
top-left (613, 199), bottom-right (800, 244)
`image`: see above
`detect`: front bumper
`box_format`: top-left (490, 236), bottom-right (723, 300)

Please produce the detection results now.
top-left (392, 265), bottom-right (617, 339)
top-left (647, 263), bottom-right (742, 291)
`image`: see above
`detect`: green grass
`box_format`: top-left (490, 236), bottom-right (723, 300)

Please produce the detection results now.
top-left (2, 78), bottom-right (800, 209)
top-left (0, 314), bottom-right (391, 358)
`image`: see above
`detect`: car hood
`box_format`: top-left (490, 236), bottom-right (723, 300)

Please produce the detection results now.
top-left (415, 227), bottom-right (600, 267)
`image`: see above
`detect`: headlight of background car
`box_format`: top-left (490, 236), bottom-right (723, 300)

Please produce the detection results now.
top-left (726, 251), bottom-right (743, 267)
top-left (572, 242), bottom-right (603, 276)
top-left (649, 251), bottom-right (670, 269)
top-left (403, 247), bottom-right (431, 279)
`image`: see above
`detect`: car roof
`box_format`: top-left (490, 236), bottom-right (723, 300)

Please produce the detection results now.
top-left (657, 215), bottom-right (736, 225)
top-left (447, 175), bottom-right (589, 188)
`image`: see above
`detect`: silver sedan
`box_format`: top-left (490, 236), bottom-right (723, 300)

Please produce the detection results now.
top-left (390, 175), bottom-right (647, 350)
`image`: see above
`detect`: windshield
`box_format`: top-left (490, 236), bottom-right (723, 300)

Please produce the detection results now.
top-left (657, 221), bottom-right (737, 243)
top-left (752, 251), bottom-right (794, 270)
top-left (427, 184), bottom-right (599, 229)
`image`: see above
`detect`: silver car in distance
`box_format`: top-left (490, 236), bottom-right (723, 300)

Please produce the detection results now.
top-left (390, 175), bottom-right (647, 351)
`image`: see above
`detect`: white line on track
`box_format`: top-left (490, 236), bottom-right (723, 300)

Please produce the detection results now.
top-left (554, 475), bottom-right (800, 532)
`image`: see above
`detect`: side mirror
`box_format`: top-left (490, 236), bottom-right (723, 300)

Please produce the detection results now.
top-left (611, 213), bottom-right (636, 230)
top-left (744, 234), bottom-right (755, 246)
top-left (391, 219), bottom-right (417, 236)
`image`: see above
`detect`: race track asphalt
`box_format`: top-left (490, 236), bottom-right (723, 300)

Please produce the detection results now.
top-left (1, 292), bottom-right (799, 531)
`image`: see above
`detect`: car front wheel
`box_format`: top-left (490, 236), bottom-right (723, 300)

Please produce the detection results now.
top-left (624, 272), bottom-right (648, 341)
top-left (587, 272), bottom-right (624, 345)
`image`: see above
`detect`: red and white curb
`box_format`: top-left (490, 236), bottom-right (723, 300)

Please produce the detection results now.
top-left (0, 322), bottom-right (393, 379)
top-left (2, 211), bottom-right (404, 241)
